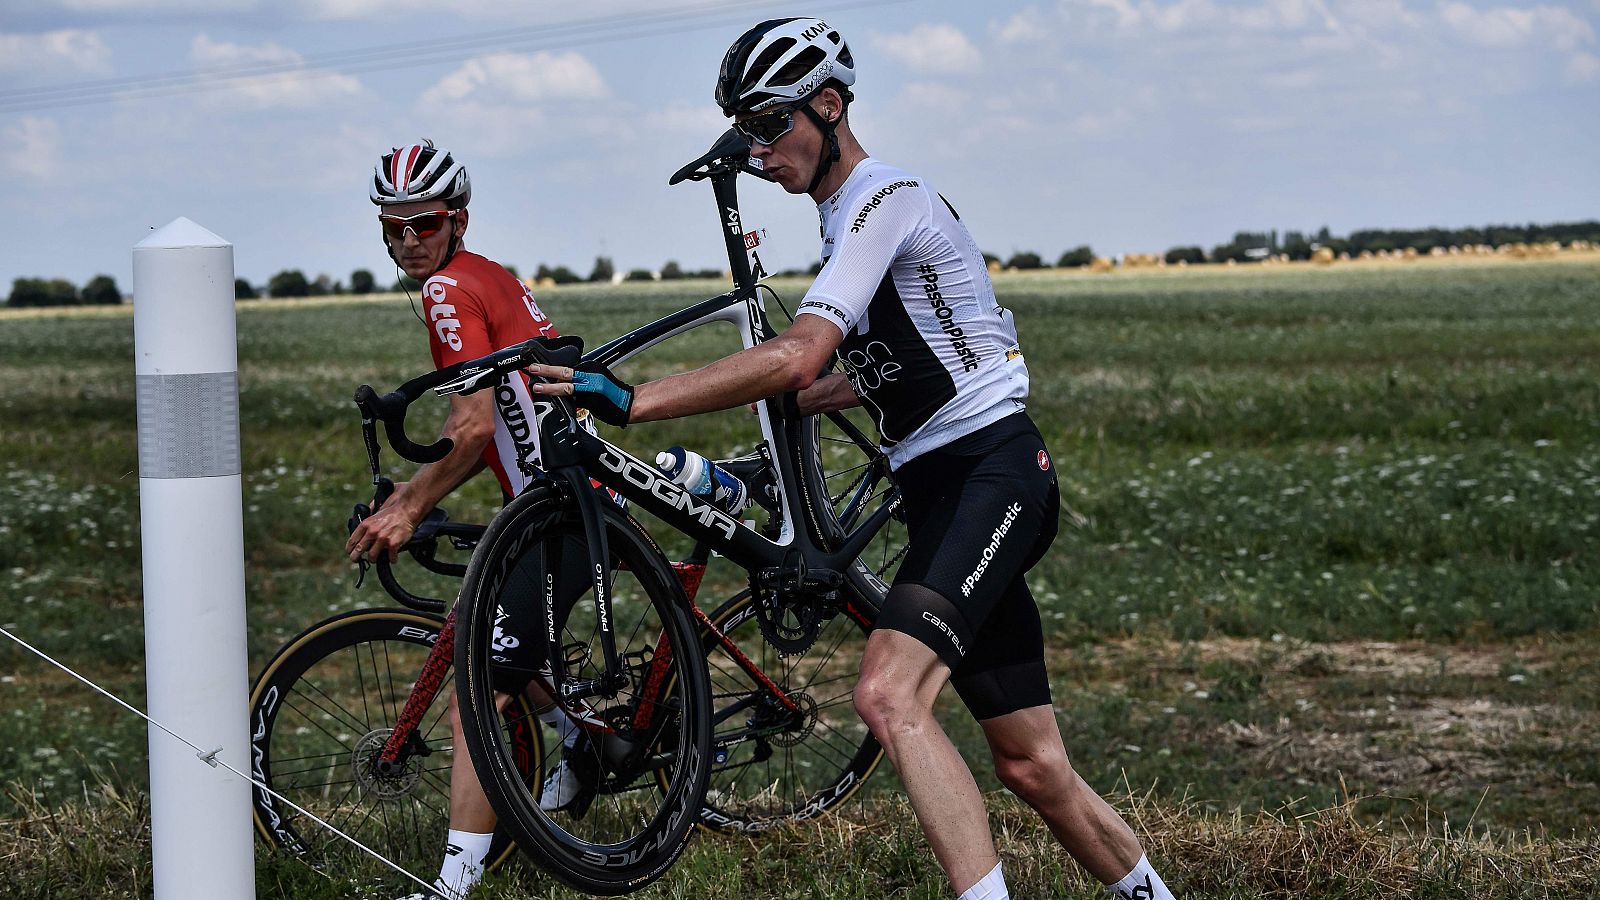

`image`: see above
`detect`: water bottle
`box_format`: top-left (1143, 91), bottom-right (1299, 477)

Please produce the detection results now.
top-left (654, 446), bottom-right (750, 515)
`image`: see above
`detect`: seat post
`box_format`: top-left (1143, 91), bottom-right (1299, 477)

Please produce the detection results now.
top-left (710, 169), bottom-right (756, 290)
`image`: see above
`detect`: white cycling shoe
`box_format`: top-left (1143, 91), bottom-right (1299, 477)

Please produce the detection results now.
top-left (538, 757), bottom-right (585, 812)
top-left (395, 885), bottom-right (455, 900)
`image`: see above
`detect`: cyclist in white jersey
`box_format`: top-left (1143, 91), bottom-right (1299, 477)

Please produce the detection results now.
top-left (529, 18), bottom-right (1177, 900)
top-left (798, 157), bottom-right (1028, 468)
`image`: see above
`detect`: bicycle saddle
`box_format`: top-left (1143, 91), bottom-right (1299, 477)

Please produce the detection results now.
top-left (669, 127), bottom-right (758, 185)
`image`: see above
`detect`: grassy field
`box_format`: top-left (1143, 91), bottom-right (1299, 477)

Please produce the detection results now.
top-left (2, 259), bottom-right (1598, 898)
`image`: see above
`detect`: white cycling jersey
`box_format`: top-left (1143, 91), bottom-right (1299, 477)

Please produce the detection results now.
top-left (797, 159), bottom-right (1028, 469)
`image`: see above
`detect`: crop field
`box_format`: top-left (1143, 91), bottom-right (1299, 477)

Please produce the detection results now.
top-left (2, 259), bottom-right (1598, 898)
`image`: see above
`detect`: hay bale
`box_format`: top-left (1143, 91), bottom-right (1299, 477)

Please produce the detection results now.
top-left (987, 259), bottom-right (1002, 274)
top-left (1338, 251), bottom-right (1351, 261)
top-left (1429, 246), bottom-right (1446, 257)
top-left (1359, 250), bottom-right (1374, 260)
top-left (1089, 257), bottom-right (1113, 273)
top-left (1312, 247), bottom-right (1335, 265)
top-left (1403, 247), bottom-right (1419, 260)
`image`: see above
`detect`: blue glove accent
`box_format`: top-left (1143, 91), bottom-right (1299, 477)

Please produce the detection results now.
top-left (571, 363), bottom-right (634, 426)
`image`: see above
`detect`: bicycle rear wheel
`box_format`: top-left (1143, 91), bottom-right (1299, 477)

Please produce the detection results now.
top-left (693, 585), bottom-right (883, 832)
top-left (801, 405), bottom-right (908, 594)
top-left (455, 485), bottom-right (712, 896)
top-left (248, 609), bottom-right (538, 876)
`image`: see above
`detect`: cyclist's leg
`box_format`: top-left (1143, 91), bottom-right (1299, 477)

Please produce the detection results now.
top-left (425, 533), bottom-right (592, 897)
top-left (856, 419), bottom-right (1063, 896)
top-left (855, 621), bottom-right (996, 894)
top-left (957, 575), bottom-right (1145, 886)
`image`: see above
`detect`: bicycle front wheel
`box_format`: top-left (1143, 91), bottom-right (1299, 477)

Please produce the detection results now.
top-left (455, 485), bottom-right (712, 896)
top-left (248, 608), bottom-right (538, 876)
top-left (694, 585), bottom-right (883, 832)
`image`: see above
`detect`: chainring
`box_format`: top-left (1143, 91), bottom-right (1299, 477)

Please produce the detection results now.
top-left (752, 585), bottom-right (824, 655)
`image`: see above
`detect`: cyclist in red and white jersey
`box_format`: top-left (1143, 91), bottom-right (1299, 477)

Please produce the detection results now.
top-left (346, 140), bottom-right (580, 900)
top-left (529, 19), bottom-right (1178, 900)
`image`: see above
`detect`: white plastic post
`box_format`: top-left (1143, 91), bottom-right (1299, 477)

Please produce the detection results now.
top-left (132, 218), bottom-right (256, 900)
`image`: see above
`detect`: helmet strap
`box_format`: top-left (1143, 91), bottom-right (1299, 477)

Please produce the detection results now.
top-left (800, 103), bottom-right (841, 196)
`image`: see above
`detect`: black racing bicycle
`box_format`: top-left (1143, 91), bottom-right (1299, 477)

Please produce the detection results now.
top-left (351, 128), bottom-right (909, 895)
top-left (251, 129), bottom-right (906, 896)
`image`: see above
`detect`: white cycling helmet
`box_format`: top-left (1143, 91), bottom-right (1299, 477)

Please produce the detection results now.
top-left (715, 17), bottom-right (856, 117)
top-left (371, 139), bottom-right (471, 209)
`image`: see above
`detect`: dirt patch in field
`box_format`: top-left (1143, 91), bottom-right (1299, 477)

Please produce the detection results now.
top-left (1152, 635), bottom-right (1531, 678)
top-left (1210, 698), bottom-right (1566, 791)
top-left (1050, 636), bottom-right (1596, 801)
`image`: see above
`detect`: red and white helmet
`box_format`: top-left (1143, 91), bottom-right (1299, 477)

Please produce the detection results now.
top-left (371, 139), bottom-right (471, 209)
top-left (715, 17), bottom-right (856, 117)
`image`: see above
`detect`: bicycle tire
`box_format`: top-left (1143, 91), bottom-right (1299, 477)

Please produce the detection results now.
top-left (248, 608), bottom-right (539, 876)
top-left (455, 485), bottom-right (713, 896)
top-left (693, 585), bottom-right (884, 832)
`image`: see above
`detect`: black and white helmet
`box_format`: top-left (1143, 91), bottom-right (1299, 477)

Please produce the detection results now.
top-left (370, 139), bottom-right (471, 209)
top-left (715, 17), bottom-right (856, 117)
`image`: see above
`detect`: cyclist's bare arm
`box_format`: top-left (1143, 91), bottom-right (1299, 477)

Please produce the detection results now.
top-left (346, 391), bottom-right (494, 562)
top-left (528, 314), bottom-right (843, 423)
top-left (796, 373), bottom-right (860, 415)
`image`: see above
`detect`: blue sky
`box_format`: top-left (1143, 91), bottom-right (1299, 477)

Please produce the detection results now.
top-left (2, 0), bottom-right (1596, 292)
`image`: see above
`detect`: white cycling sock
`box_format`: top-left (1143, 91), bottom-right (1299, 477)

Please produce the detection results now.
top-left (536, 705), bottom-right (581, 749)
top-left (435, 829), bottom-right (493, 897)
top-left (1107, 854), bottom-right (1175, 900)
top-left (956, 861), bottom-right (1008, 900)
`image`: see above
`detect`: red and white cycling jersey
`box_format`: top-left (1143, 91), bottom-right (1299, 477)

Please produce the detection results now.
top-left (423, 250), bottom-right (558, 498)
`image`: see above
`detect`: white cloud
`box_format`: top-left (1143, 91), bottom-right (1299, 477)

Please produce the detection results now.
top-left (875, 23), bottom-right (982, 74)
top-left (50, 0), bottom-right (255, 11)
top-left (1057, 0), bottom-right (1344, 33)
top-left (641, 103), bottom-right (727, 137)
top-left (0, 29), bottom-right (113, 74)
top-left (421, 51), bottom-right (608, 106)
top-left (1568, 50), bottom-right (1600, 81)
top-left (1437, 2), bottom-right (1596, 51)
top-left (3, 116), bottom-right (63, 179)
top-left (188, 34), bottom-right (362, 108)
top-left (993, 6), bottom-right (1055, 43)
top-left (192, 33), bottom-right (301, 68)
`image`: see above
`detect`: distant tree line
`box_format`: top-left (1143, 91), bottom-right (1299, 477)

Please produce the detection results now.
top-left (1206, 221), bottom-right (1600, 264)
top-left (994, 220), bottom-right (1600, 270)
top-left (5, 275), bottom-right (124, 307)
top-left (14, 220), bottom-right (1598, 308)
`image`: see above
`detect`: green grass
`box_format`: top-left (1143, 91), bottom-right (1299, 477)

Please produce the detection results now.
top-left (2, 261), bottom-right (1599, 897)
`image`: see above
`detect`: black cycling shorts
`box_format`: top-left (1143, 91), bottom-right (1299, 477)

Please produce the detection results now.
top-left (482, 531), bottom-right (592, 694)
top-left (875, 412), bottom-right (1059, 720)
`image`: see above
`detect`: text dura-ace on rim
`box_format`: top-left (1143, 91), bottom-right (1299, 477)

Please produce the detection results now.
top-left (453, 485), bottom-right (712, 895)
top-left (248, 608), bottom-right (539, 875)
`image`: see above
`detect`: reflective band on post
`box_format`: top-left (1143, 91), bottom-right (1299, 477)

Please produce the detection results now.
top-left (136, 372), bottom-right (241, 478)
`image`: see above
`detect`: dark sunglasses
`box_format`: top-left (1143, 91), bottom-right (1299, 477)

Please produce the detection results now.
top-left (735, 104), bottom-right (803, 146)
top-left (379, 209), bottom-right (459, 240)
